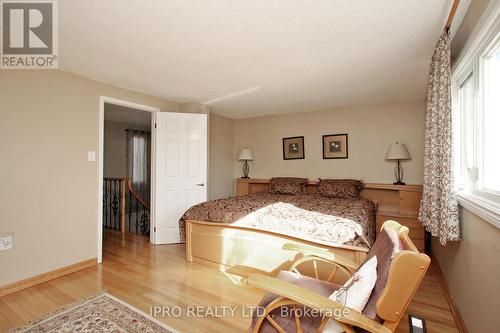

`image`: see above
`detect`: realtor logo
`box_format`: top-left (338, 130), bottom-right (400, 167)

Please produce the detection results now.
top-left (1, 0), bottom-right (58, 68)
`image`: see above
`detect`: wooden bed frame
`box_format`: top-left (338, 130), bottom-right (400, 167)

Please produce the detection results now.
top-left (185, 178), bottom-right (422, 278)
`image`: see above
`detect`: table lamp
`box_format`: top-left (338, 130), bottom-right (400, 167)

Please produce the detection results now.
top-left (238, 148), bottom-right (253, 179)
top-left (386, 142), bottom-right (411, 185)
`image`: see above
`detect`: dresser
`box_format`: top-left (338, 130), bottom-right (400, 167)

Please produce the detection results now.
top-left (376, 211), bottom-right (424, 251)
top-left (360, 183), bottom-right (425, 251)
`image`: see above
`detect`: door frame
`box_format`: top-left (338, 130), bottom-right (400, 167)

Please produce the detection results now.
top-left (98, 96), bottom-right (160, 263)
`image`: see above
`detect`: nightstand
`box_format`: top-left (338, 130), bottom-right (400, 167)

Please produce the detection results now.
top-left (376, 210), bottom-right (425, 251)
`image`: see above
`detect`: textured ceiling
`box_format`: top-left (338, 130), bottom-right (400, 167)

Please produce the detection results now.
top-left (59, 0), bottom-right (452, 119)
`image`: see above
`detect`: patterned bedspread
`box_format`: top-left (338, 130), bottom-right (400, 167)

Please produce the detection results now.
top-left (179, 193), bottom-right (376, 249)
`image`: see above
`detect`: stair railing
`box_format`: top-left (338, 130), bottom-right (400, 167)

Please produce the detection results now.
top-left (126, 178), bottom-right (150, 235)
top-left (103, 177), bottom-right (150, 235)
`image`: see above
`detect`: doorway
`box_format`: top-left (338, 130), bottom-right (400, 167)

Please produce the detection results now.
top-left (98, 97), bottom-right (159, 263)
top-left (97, 97), bottom-right (209, 263)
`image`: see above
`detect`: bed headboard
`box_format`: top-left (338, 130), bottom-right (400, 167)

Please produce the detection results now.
top-left (235, 178), bottom-right (423, 216)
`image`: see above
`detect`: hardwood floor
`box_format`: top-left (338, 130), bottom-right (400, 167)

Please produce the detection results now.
top-left (0, 230), bottom-right (460, 333)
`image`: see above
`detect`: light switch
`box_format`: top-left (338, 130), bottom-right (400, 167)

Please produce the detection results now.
top-left (88, 151), bottom-right (96, 162)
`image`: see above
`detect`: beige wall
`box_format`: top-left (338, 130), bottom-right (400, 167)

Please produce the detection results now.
top-left (103, 121), bottom-right (150, 178)
top-left (233, 99), bottom-right (425, 184)
top-left (209, 114), bottom-right (234, 199)
top-left (432, 209), bottom-right (500, 333)
top-left (431, 2), bottom-right (499, 333)
top-left (0, 70), bottom-right (183, 286)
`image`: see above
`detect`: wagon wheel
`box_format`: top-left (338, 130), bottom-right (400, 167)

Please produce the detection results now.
top-left (288, 255), bottom-right (353, 284)
top-left (252, 297), bottom-right (354, 333)
top-left (252, 297), bottom-right (309, 333)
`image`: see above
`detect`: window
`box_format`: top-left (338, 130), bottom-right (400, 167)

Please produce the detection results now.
top-left (482, 43), bottom-right (500, 195)
top-left (454, 37), bottom-right (500, 201)
top-left (452, 4), bottom-right (500, 227)
top-left (455, 73), bottom-right (475, 191)
top-left (132, 135), bottom-right (147, 186)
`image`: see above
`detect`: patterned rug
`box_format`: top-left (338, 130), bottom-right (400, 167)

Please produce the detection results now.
top-left (10, 293), bottom-right (178, 333)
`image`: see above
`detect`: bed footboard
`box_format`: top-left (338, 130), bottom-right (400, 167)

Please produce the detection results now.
top-left (185, 219), bottom-right (368, 279)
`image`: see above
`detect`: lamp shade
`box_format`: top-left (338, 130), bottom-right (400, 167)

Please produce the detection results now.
top-left (238, 148), bottom-right (253, 161)
top-left (386, 143), bottom-right (410, 160)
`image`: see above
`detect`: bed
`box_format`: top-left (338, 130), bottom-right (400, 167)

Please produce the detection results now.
top-left (180, 192), bottom-right (376, 249)
top-left (181, 178), bottom-right (422, 279)
top-left (181, 178), bottom-right (404, 279)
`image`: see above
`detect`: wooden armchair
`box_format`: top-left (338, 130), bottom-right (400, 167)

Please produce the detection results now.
top-left (246, 221), bottom-right (430, 333)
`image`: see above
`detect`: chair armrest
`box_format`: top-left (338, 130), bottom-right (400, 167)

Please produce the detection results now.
top-left (282, 243), bottom-right (359, 273)
top-left (246, 274), bottom-right (391, 333)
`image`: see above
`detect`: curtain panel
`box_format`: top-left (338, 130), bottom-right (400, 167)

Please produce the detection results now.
top-left (126, 129), bottom-right (151, 206)
top-left (419, 30), bottom-right (460, 245)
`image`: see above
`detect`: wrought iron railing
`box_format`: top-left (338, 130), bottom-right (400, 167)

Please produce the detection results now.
top-left (103, 177), bottom-right (150, 235)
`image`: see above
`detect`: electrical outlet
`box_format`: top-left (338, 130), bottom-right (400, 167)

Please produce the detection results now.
top-left (0, 233), bottom-right (13, 251)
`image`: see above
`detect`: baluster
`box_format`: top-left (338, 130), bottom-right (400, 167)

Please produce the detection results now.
top-left (103, 180), bottom-right (105, 228)
top-left (117, 179), bottom-right (121, 231)
top-left (128, 181), bottom-right (132, 232)
top-left (108, 180), bottom-right (111, 229)
top-left (120, 179), bottom-right (126, 233)
top-left (140, 211), bottom-right (145, 235)
top-left (115, 180), bottom-right (118, 230)
top-left (120, 179), bottom-right (127, 233)
top-left (140, 210), bottom-right (150, 235)
top-left (110, 180), bottom-right (114, 229)
top-left (117, 180), bottom-right (120, 231)
top-left (111, 180), bottom-right (114, 229)
top-left (105, 180), bottom-right (109, 228)
top-left (112, 180), bottom-right (114, 229)
top-left (112, 180), bottom-right (118, 230)
top-left (135, 196), bottom-right (140, 234)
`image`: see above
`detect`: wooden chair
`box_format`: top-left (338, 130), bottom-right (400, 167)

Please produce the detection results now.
top-left (246, 220), bottom-right (430, 333)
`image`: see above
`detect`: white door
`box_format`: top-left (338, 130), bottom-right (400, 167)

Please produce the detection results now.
top-left (152, 112), bottom-right (207, 244)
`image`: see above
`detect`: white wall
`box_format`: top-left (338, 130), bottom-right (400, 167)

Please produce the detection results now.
top-left (233, 99), bottom-right (425, 184)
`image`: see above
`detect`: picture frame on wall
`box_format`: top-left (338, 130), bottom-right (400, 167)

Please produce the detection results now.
top-left (322, 133), bottom-right (348, 159)
top-left (282, 136), bottom-right (305, 160)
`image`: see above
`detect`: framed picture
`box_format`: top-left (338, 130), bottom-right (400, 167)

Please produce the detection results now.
top-left (282, 136), bottom-right (305, 160)
top-left (322, 133), bottom-right (348, 159)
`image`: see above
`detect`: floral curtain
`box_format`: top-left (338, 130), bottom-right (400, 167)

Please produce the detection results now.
top-left (419, 30), bottom-right (460, 245)
top-left (126, 129), bottom-right (151, 205)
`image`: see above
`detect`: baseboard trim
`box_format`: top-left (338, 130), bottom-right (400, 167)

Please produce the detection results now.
top-left (431, 254), bottom-right (468, 333)
top-left (0, 258), bottom-right (97, 297)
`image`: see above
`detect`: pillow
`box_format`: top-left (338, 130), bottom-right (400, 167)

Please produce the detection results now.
top-left (317, 179), bottom-right (364, 199)
top-left (268, 177), bottom-right (308, 195)
top-left (329, 255), bottom-right (378, 311)
top-left (324, 256), bottom-right (378, 333)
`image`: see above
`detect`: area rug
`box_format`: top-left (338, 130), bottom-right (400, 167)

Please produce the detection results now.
top-left (10, 292), bottom-right (179, 333)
